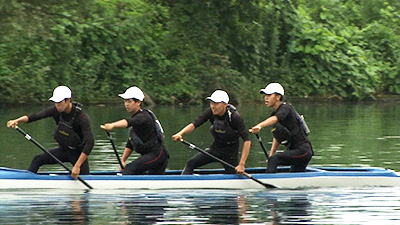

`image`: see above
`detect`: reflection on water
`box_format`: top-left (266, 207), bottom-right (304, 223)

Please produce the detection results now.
top-left (118, 193), bottom-right (168, 224)
top-left (262, 194), bottom-right (311, 224)
top-left (0, 190), bottom-right (90, 224)
top-left (161, 192), bottom-right (242, 224)
top-left (1, 188), bottom-right (400, 224)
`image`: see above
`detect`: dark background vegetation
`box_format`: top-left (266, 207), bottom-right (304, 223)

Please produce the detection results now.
top-left (1, 0), bottom-right (399, 105)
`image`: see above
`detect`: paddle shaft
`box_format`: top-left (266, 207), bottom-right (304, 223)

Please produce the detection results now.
top-left (181, 140), bottom-right (275, 189)
top-left (16, 127), bottom-right (93, 189)
top-left (105, 130), bottom-right (124, 169)
top-left (255, 133), bottom-right (269, 160)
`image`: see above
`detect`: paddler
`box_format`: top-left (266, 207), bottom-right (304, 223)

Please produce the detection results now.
top-left (6, 86), bottom-right (94, 178)
top-left (250, 83), bottom-right (313, 173)
top-left (101, 86), bottom-right (169, 175)
top-left (172, 90), bottom-right (251, 175)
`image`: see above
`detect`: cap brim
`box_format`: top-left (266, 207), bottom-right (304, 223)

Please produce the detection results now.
top-left (118, 93), bottom-right (143, 101)
top-left (206, 97), bottom-right (228, 103)
top-left (205, 97), bottom-right (218, 102)
top-left (118, 93), bottom-right (130, 99)
top-left (49, 97), bottom-right (64, 103)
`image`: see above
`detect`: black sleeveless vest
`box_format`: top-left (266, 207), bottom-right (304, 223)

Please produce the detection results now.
top-left (210, 105), bottom-right (239, 147)
top-left (54, 102), bottom-right (83, 150)
top-left (271, 103), bottom-right (310, 149)
top-left (129, 109), bottom-right (164, 154)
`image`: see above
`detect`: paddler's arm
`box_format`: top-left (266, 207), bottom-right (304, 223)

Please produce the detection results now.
top-left (236, 140), bottom-right (251, 174)
top-left (101, 119), bottom-right (129, 131)
top-left (120, 147), bottom-right (133, 170)
top-left (79, 112), bottom-right (94, 159)
top-left (268, 138), bottom-right (280, 161)
top-left (8, 107), bottom-right (56, 128)
top-left (172, 123), bottom-right (195, 142)
top-left (71, 152), bottom-right (88, 178)
top-left (249, 116), bottom-right (278, 133)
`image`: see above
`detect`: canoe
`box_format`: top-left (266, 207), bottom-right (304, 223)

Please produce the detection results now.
top-left (1, 166), bottom-right (400, 190)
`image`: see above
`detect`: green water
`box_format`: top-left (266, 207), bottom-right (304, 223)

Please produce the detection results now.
top-left (1, 102), bottom-right (400, 172)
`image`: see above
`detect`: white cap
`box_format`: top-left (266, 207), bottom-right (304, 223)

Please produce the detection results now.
top-left (260, 83), bottom-right (284, 96)
top-left (206, 90), bottom-right (229, 103)
top-left (118, 86), bottom-right (145, 101)
top-left (49, 86), bottom-right (72, 103)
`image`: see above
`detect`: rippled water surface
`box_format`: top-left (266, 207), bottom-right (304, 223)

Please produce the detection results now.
top-left (1, 188), bottom-right (400, 224)
top-left (1, 102), bottom-right (400, 224)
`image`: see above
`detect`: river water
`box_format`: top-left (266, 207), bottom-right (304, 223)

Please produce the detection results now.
top-left (1, 102), bottom-right (400, 224)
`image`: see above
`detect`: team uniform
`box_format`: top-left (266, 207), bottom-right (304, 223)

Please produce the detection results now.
top-left (268, 103), bottom-right (313, 173)
top-left (182, 106), bottom-right (250, 175)
top-left (123, 109), bottom-right (169, 175)
top-left (26, 103), bottom-right (94, 174)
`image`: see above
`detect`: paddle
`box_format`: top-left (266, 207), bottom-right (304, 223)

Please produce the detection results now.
top-left (15, 126), bottom-right (93, 189)
top-left (101, 127), bottom-right (124, 169)
top-left (255, 133), bottom-right (269, 160)
top-left (180, 139), bottom-right (276, 189)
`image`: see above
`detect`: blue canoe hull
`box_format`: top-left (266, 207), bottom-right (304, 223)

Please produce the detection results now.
top-left (1, 167), bottom-right (399, 190)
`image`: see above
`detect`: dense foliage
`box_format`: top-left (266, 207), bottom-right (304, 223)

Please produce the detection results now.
top-left (1, 0), bottom-right (399, 105)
